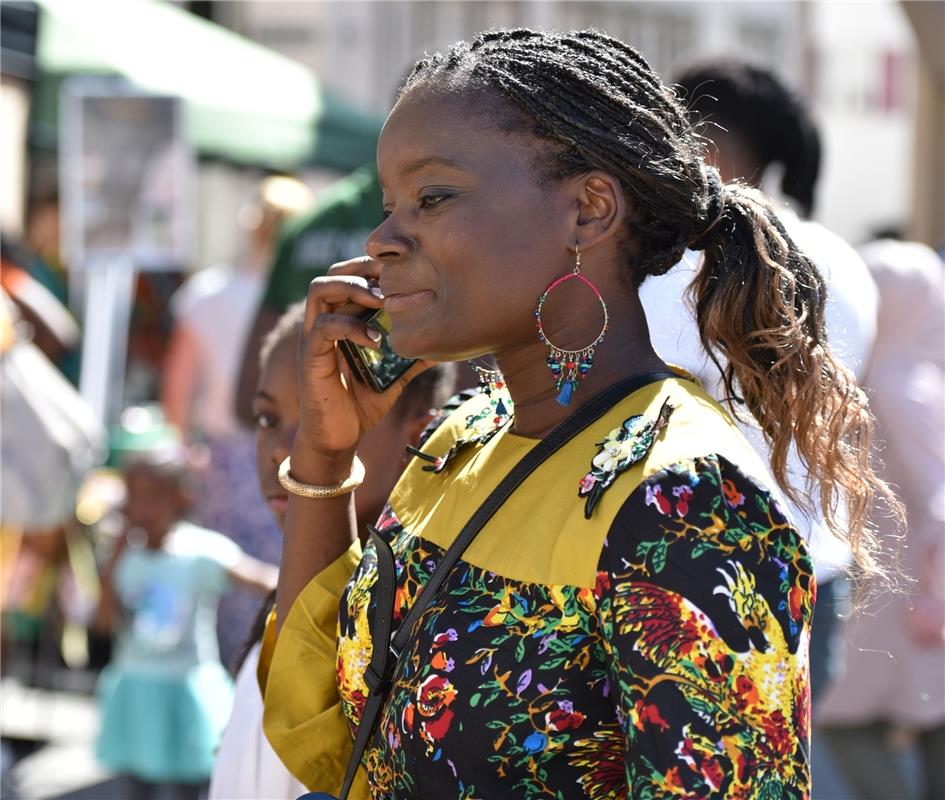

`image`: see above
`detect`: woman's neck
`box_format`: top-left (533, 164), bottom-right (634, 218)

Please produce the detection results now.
top-left (495, 291), bottom-right (667, 439)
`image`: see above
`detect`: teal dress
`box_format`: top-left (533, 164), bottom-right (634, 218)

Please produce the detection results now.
top-left (96, 522), bottom-right (241, 782)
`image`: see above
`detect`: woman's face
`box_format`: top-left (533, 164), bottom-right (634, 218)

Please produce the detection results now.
top-left (367, 88), bottom-right (577, 362)
top-left (253, 336), bottom-right (299, 530)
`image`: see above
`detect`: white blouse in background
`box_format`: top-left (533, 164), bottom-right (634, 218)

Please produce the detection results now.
top-left (209, 642), bottom-right (306, 800)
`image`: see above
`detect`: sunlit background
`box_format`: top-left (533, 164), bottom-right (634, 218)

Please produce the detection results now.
top-left (1, 2), bottom-right (942, 799)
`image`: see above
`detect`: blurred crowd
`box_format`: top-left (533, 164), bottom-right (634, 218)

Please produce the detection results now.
top-left (1, 30), bottom-right (943, 800)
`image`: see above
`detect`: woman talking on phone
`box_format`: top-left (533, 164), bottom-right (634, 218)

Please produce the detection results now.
top-left (261, 30), bottom-right (898, 800)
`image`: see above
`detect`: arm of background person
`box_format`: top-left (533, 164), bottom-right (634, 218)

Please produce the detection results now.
top-left (161, 320), bottom-right (202, 436)
top-left (227, 552), bottom-right (280, 595)
top-left (863, 242), bottom-right (945, 631)
top-left (90, 533), bottom-right (131, 636)
top-left (1, 266), bottom-right (79, 366)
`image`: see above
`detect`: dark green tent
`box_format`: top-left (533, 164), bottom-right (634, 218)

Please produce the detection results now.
top-left (30, 0), bottom-right (380, 171)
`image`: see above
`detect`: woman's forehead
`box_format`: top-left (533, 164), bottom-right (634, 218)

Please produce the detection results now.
top-left (380, 93), bottom-right (478, 163)
top-left (377, 90), bottom-right (535, 185)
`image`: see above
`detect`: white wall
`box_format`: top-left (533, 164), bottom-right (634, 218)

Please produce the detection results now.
top-left (1, 76), bottom-right (30, 236)
top-left (809, 1), bottom-right (915, 243)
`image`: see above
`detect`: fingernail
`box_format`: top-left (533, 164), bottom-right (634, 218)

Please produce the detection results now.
top-left (367, 328), bottom-right (382, 342)
top-left (370, 286), bottom-right (385, 299)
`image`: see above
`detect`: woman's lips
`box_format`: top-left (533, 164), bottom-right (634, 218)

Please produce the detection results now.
top-left (384, 290), bottom-right (435, 313)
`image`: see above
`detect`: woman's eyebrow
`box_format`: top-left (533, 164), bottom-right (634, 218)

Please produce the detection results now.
top-left (400, 155), bottom-right (465, 177)
top-left (254, 390), bottom-right (276, 402)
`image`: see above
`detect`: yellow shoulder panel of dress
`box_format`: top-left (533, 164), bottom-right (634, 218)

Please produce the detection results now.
top-left (388, 374), bottom-right (775, 588)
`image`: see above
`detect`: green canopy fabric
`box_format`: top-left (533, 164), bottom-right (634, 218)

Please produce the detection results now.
top-left (32, 0), bottom-right (381, 171)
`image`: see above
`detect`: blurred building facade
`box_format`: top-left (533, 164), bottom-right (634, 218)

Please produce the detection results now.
top-left (217, 2), bottom-right (802, 115)
top-left (4, 2), bottom-right (926, 256)
top-left (215, 0), bottom-right (923, 247)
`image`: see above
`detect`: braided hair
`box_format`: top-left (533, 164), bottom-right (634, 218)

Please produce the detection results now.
top-left (674, 59), bottom-right (822, 217)
top-left (400, 28), bottom-right (900, 580)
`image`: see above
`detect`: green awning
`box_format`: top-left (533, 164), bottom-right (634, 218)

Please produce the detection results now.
top-left (31, 0), bottom-right (381, 171)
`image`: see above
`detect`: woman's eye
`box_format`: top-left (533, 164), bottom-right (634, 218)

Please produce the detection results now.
top-left (418, 192), bottom-right (453, 211)
top-left (253, 411), bottom-right (278, 431)
top-left (381, 191), bottom-right (454, 219)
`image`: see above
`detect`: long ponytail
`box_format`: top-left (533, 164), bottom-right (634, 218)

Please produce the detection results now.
top-left (691, 178), bottom-right (902, 580)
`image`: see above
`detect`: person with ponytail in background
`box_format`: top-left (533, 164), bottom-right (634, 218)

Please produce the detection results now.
top-left (260, 30), bottom-right (899, 799)
top-left (641, 59), bottom-right (880, 702)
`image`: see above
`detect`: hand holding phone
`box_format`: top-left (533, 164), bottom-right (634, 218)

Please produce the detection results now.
top-left (292, 258), bottom-right (430, 467)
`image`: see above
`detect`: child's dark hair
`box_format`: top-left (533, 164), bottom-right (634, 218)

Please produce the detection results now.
top-left (122, 445), bottom-right (194, 501)
top-left (401, 28), bottom-right (902, 581)
top-left (258, 301), bottom-right (306, 368)
top-left (674, 59), bottom-right (821, 217)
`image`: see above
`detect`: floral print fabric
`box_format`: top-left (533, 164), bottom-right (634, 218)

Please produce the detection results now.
top-left (335, 453), bottom-right (813, 799)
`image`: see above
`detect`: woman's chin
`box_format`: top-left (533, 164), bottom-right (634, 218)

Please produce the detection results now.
top-left (389, 327), bottom-right (435, 361)
top-left (389, 317), bottom-right (476, 363)
top-left (392, 339), bottom-right (460, 364)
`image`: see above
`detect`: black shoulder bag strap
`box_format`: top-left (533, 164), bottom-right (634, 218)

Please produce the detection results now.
top-left (334, 371), bottom-right (676, 799)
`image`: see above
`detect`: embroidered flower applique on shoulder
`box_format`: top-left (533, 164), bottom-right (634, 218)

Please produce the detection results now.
top-left (407, 388), bottom-right (513, 474)
top-left (579, 398), bottom-right (674, 518)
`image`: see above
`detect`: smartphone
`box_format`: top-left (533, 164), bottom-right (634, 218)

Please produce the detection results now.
top-left (339, 307), bottom-right (416, 392)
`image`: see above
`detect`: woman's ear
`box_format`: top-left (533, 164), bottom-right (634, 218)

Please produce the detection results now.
top-left (573, 171), bottom-right (626, 250)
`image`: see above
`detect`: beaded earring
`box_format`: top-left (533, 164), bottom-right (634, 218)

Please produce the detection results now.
top-left (469, 362), bottom-right (511, 421)
top-left (535, 245), bottom-right (609, 407)
top-left (470, 362), bottom-right (505, 397)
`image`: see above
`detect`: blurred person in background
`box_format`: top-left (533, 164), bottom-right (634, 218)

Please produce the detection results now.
top-left (234, 163), bottom-right (382, 426)
top-left (93, 436), bottom-right (277, 800)
top-left (817, 240), bottom-right (945, 800)
top-left (161, 174), bottom-right (311, 667)
top-left (0, 285), bottom-right (105, 682)
top-left (23, 189), bottom-right (66, 297)
top-left (208, 302), bottom-right (454, 799)
top-left (643, 58), bottom-right (878, 701)
top-left (8, 189), bottom-right (82, 384)
top-left (0, 235), bottom-right (80, 371)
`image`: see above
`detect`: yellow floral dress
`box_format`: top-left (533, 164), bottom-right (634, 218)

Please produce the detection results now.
top-left (262, 376), bottom-right (814, 799)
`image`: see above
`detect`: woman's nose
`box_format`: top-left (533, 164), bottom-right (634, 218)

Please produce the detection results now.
top-left (366, 216), bottom-right (411, 262)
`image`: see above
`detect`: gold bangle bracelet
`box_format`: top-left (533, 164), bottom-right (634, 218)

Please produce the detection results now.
top-left (277, 455), bottom-right (365, 499)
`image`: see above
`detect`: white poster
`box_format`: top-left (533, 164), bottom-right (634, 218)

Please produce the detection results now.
top-left (61, 77), bottom-right (192, 271)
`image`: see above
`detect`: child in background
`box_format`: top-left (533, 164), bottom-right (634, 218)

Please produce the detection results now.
top-left (95, 441), bottom-right (277, 800)
top-left (208, 303), bottom-right (455, 799)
